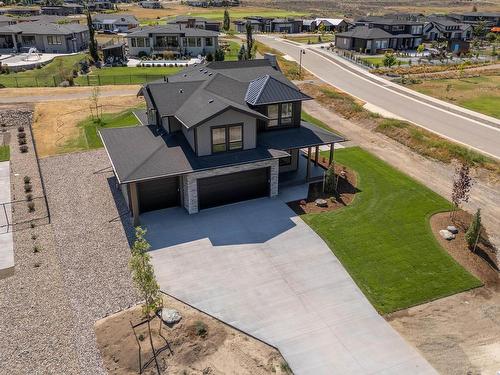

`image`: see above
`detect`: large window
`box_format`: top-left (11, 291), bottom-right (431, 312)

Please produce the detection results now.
top-left (211, 124), bottom-right (243, 153)
top-left (205, 37), bottom-right (213, 46)
top-left (131, 37), bottom-right (150, 48)
top-left (47, 35), bottom-right (62, 45)
top-left (186, 37), bottom-right (202, 47)
top-left (267, 102), bottom-right (294, 128)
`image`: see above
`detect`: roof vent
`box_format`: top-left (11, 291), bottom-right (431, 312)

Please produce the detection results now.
top-left (199, 68), bottom-right (203, 72)
top-left (208, 99), bottom-right (214, 103)
top-left (179, 89), bottom-right (183, 93)
top-left (183, 73), bottom-right (187, 77)
top-left (208, 72), bottom-right (213, 76)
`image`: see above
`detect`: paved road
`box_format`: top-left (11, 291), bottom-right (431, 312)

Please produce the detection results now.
top-left (144, 189), bottom-right (436, 375)
top-left (256, 35), bottom-right (500, 159)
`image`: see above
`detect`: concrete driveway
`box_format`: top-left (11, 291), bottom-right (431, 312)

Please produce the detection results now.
top-left (143, 190), bottom-right (436, 374)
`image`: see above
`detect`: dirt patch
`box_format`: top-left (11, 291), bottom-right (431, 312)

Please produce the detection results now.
top-left (32, 95), bottom-right (143, 157)
top-left (430, 210), bottom-right (498, 287)
top-left (287, 160), bottom-right (357, 214)
top-left (387, 287), bottom-right (500, 374)
top-left (0, 85), bottom-right (140, 98)
top-left (95, 295), bottom-right (289, 375)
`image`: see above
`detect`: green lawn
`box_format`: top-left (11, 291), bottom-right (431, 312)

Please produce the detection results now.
top-left (222, 39), bottom-right (241, 61)
top-left (64, 108), bottom-right (141, 152)
top-left (409, 75), bottom-right (500, 119)
top-left (361, 56), bottom-right (407, 67)
top-left (0, 53), bottom-right (87, 87)
top-left (302, 147), bottom-right (481, 314)
top-left (75, 66), bottom-right (183, 85)
top-left (285, 34), bottom-right (334, 44)
top-left (0, 145), bottom-right (9, 161)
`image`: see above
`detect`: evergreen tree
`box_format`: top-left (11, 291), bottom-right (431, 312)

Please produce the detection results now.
top-left (324, 164), bottom-right (336, 194)
top-left (465, 209), bottom-right (481, 251)
top-left (214, 48), bottom-right (225, 61)
top-left (238, 44), bottom-right (247, 60)
top-left (245, 22), bottom-right (253, 60)
top-left (223, 8), bottom-right (230, 31)
top-left (86, 12), bottom-right (99, 63)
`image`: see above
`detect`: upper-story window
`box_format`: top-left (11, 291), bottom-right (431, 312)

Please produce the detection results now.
top-left (392, 25), bottom-right (405, 32)
top-left (267, 103), bottom-right (294, 128)
top-left (211, 124), bottom-right (243, 153)
top-left (411, 25), bottom-right (423, 34)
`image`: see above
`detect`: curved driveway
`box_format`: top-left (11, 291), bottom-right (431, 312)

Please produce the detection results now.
top-left (256, 35), bottom-right (500, 159)
top-left (144, 190), bottom-right (436, 375)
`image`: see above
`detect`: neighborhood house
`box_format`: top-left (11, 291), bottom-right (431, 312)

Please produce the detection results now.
top-left (125, 25), bottom-right (219, 57)
top-left (92, 14), bottom-right (139, 34)
top-left (100, 56), bottom-right (344, 225)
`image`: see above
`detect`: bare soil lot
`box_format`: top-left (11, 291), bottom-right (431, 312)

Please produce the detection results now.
top-left (95, 295), bottom-right (288, 375)
top-left (388, 287), bottom-right (500, 375)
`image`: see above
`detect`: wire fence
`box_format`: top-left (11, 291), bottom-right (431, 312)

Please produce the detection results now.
top-left (0, 74), bottom-right (169, 88)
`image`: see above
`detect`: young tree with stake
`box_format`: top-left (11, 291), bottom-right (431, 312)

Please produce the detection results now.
top-left (86, 11), bottom-right (99, 64)
top-left (129, 227), bottom-right (163, 374)
top-left (465, 209), bottom-right (481, 252)
top-left (245, 21), bottom-right (253, 60)
top-left (223, 8), bottom-right (230, 31)
top-left (450, 163), bottom-right (473, 221)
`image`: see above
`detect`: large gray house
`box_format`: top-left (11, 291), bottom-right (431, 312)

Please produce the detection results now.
top-left (100, 57), bottom-right (344, 224)
top-left (0, 21), bottom-right (88, 53)
top-left (125, 25), bottom-right (219, 57)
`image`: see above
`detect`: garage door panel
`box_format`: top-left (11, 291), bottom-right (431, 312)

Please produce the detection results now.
top-left (138, 177), bottom-right (179, 213)
top-left (198, 168), bottom-right (269, 210)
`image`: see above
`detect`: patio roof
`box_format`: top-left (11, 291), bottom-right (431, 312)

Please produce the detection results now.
top-left (258, 121), bottom-right (345, 150)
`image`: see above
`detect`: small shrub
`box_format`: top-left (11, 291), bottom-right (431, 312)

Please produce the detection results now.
top-left (194, 321), bottom-right (208, 337)
top-left (138, 334), bottom-right (145, 341)
top-left (30, 221), bottom-right (36, 228)
top-left (27, 201), bottom-right (35, 212)
top-left (33, 244), bottom-right (41, 253)
top-left (26, 193), bottom-right (33, 201)
top-left (17, 132), bottom-right (26, 139)
top-left (24, 176), bottom-right (31, 184)
top-left (17, 126), bottom-right (24, 132)
top-left (24, 183), bottom-right (32, 193)
top-left (31, 233), bottom-right (37, 240)
top-left (18, 138), bottom-right (26, 145)
top-left (33, 262), bottom-right (41, 268)
top-left (19, 145), bottom-right (28, 153)
top-left (280, 361), bottom-right (292, 374)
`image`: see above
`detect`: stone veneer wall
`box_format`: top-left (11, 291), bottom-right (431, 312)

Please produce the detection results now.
top-left (182, 159), bottom-right (279, 214)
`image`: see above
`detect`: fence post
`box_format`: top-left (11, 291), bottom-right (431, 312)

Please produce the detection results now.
top-left (53, 76), bottom-right (57, 87)
top-left (98, 75), bottom-right (101, 86)
top-left (35, 76), bottom-right (38, 87)
top-left (87, 75), bottom-right (90, 86)
top-left (15, 77), bottom-right (18, 88)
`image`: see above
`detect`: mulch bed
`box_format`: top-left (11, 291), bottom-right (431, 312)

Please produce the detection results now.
top-left (430, 210), bottom-right (499, 287)
top-left (287, 159), bottom-right (357, 215)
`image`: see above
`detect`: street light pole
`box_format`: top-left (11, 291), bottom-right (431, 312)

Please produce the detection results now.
top-left (299, 49), bottom-right (306, 77)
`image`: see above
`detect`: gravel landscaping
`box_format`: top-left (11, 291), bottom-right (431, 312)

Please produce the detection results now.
top-left (0, 121), bottom-right (139, 375)
top-left (40, 149), bottom-right (140, 374)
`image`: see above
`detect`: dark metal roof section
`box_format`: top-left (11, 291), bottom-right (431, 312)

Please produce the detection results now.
top-left (245, 75), bottom-right (312, 106)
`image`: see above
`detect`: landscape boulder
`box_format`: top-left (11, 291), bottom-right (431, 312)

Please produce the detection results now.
top-left (439, 229), bottom-right (456, 241)
top-left (315, 198), bottom-right (328, 207)
top-left (447, 225), bottom-right (458, 234)
top-left (159, 308), bottom-right (182, 324)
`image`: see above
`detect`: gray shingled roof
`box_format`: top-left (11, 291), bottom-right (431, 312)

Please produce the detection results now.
top-left (142, 60), bottom-right (310, 128)
top-left (100, 125), bottom-right (288, 183)
top-left (336, 26), bottom-right (394, 39)
top-left (93, 14), bottom-right (138, 24)
top-left (0, 21), bottom-right (87, 35)
top-left (167, 15), bottom-right (220, 24)
top-left (127, 24), bottom-right (219, 37)
top-left (245, 75), bottom-right (311, 105)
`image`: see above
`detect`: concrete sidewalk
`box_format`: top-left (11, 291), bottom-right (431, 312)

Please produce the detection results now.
top-left (144, 195), bottom-right (436, 375)
top-left (0, 161), bottom-right (14, 278)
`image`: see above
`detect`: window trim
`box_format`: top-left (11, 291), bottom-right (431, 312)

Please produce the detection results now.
top-left (265, 102), bottom-right (296, 129)
top-left (210, 123), bottom-right (244, 154)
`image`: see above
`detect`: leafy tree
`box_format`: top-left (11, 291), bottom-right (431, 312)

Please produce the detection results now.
top-left (318, 22), bottom-right (326, 34)
top-left (472, 4), bottom-right (477, 12)
top-left (382, 52), bottom-right (397, 67)
top-left (44, 0), bottom-right (63, 5)
top-left (416, 43), bottom-right (425, 56)
top-left (472, 20), bottom-right (487, 39)
top-left (450, 162), bottom-right (473, 221)
top-left (223, 8), bottom-right (230, 31)
top-left (129, 227), bottom-right (163, 375)
top-left (86, 12), bottom-right (99, 63)
top-left (465, 209), bottom-right (481, 251)
top-left (237, 43), bottom-right (246, 60)
top-left (245, 21), bottom-right (253, 60)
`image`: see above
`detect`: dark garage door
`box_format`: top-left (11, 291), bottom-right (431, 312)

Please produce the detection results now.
top-left (198, 168), bottom-right (269, 210)
top-left (137, 177), bottom-right (180, 213)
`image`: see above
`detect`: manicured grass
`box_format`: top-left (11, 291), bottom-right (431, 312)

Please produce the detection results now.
top-left (75, 66), bottom-right (183, 85)
top-left (285, 34), bottom-right (334, 44)
top-left (302, 147), bottom-right (481, 314)
top-left (409, 75), bottom-right (500, 119)
top-left (361, 56), bottom-right (407, 67)
top-left (0, 53), bottom-right (87, 87)
top-left (186, 9), bottom-right (308, 21)
top-left (64, 108), bottom-right (141, 152)
top-left (221, 39), bottom-right (241, 61)
top-left (0, 145), bottom-right (9, 161)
